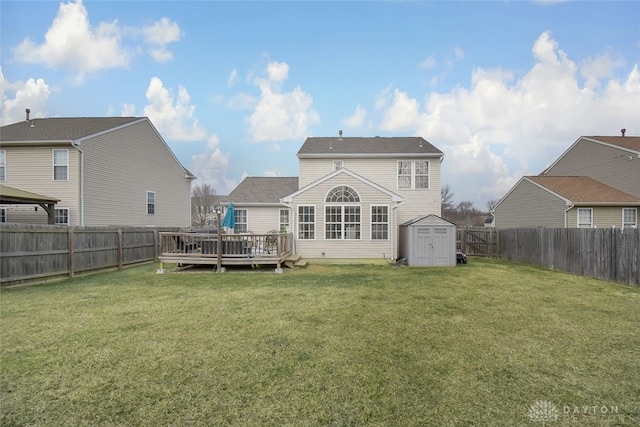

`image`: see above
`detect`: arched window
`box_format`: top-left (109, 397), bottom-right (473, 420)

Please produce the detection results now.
top-left (325, 186), bottom-right (361, 240)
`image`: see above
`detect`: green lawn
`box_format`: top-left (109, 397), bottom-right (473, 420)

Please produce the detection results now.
top-left (1, 259), bottom-right (639, 426)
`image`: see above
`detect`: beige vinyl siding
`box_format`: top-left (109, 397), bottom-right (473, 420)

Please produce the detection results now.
top-left (0, 146), bottom-right (80, 225)
top-left (81, 120), bottom-right (191, 227)
top-left (545, 139), bottom-right (640, 198)
top-left (566, 206), bottom-right (635, 228)
top-left (299, 157), bottom-right (441, 225)
top-left (291, 173), bottom-right (398, 259)
top-left (494, 179), bottom-right (566, 227)
top-left (241, 206), bottom-right (284, 234)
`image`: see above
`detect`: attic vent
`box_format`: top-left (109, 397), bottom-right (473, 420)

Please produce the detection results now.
top-left (338, 130), bottom-right (343, 140)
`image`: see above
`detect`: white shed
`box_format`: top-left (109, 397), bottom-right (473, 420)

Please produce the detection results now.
top-left (399, 214), bottom-right (456, 267)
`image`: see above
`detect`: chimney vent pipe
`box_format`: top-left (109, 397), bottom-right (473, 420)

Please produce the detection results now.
top-left (621, 128), bottom-right (626, 137)
top-left (25, 108), bottom-right (30, 121)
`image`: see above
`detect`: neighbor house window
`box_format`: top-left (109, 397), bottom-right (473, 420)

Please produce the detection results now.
top-left (0, 150), bottom-right (6, 181)
top-left (623, 208), bottom-right (637, 229)
top-left (279, 209), bottom-right (289, 232)
top-left (1, 208), bottom-right (6, 223)
top-left (371, 206), bottom-right (389, 240)
top-left (55, 208), bottom-right (69, 225)
top-left (298, 205), bottom-right (315, 240)
top-left (333, 160), bottom-right (344, 171)
top-left (577, 208), bottom-right (593, 228)
top-left (53, 149), bottom-right (68, 181)
top-left (325, 186), bottom-right (361, 240)
top-left (235, 209), bottom-right (248, 233)
top-left (146, 191), bottom-right (155, 215)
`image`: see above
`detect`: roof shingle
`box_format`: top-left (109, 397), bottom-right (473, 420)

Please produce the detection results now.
top-left (227, 177), bottom-right (299, 204)
top-left (0, 117), bottom-right (143, 142)
top-left (297, 136), bottom-right (443, 156)
top-left (527, 176), bottom-right (640, 203)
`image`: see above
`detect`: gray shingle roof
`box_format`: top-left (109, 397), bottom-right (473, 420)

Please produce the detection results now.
top-left (297, 136), bottom-right (443, 157)
top-left (587, 136), bottom-right (640, 153)
top-left (0, 117), bottom-right (143, 142)
top-left (527, 176), bottom-right (640, 204)
top-left (227, 177), bottom-right (299, 204)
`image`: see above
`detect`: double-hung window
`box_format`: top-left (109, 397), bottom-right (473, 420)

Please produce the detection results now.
top-left (279, 209), bottom-right (290, 232)
top-left (577, 208), bottom-right (593, 228)
top-left (371, 206), bottom-right (389, 240)
top-left (298, 206), bottom-right (315, 240)
top-left (397, 160), bottom-right (429, 189)
top-left (325, 186), bottom-right (361, 240)
top-left (53, 149), bottom-right (68, 181)
top-left (0, 150), bottom-right (6, 181)
top-left (1, 208), bottom-right (6, 223)
top-left (55, 208), bottom-right (69, 225)
top-left (235, 209), bottom-right (248, 233)
top-left (623, 208), bottom-right (637, 229)
top-left (147, 191), bottom-right (155, 215)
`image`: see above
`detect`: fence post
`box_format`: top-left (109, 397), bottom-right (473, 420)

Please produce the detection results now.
top-left (68, 227), bottom-right (75, 278)
top-left (117, 229), bottom-right (123, 270)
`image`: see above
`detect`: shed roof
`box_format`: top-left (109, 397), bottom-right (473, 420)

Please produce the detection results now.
top-left (400, 214), bottom-right (455, 227)
top-left (227, 177), bottom-right (299, 204)
top-left (0, 117), bottom-right (143, 142)
top-left (526, 176), bottom-right (640, 204)
top-left (297, 136), bottom-right (443, 157)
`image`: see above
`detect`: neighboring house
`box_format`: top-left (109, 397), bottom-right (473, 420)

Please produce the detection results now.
top-left (0, 113), bottom-right (195, 226)
top-left (222, 135), bottom-right (444, 261)
top-left (494, 176), bottom-right (640, 228)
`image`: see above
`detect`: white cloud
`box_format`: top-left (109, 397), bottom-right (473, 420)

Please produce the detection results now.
top-left (142, 77), bottom-right (208, 142)
top-left (189, 134), bottom-right (237, 194)
top-left (227, 69), bottom-right (238, 87)
top-left (11, 0), bottom-right (180, 83)
top-left (419, 54), bottom-right (437, 70)
top-left (0, 68), bottom-right (51, 125)
top-left (246, 60), bottom-right (320, 142)
top-left (376, 31), bottom-right (640, 205)
top-left (342, 105), bottom-right (366, 128)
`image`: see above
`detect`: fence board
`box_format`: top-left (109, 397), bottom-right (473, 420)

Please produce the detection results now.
top-left (499, 227), bottom-right (639, 286)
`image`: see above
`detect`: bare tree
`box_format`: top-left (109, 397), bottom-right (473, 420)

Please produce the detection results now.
top-left (485, 199), bottom-right (499, 213)
top-left (191, 183), bottom-right (217, 227)
top-left (441, 184), bottom-right (456, 220)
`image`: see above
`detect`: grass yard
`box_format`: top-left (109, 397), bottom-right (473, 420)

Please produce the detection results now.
top-left (1, 259), bottom-right (639, 426)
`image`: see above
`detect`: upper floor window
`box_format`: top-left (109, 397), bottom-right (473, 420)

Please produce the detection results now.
top-left (623, 208), bottom-right (637, 229)
top-left (1, 208), bottom-right (6, 223)
top-left (371, 206), bottom-right (389, 240)
top-left (55, 208), bottom-right (69, 225)
top-left (279, 209), bottom-right (290, 232)
top-left (398, 160), bottom-right (430, 189)
top-left (0, 150), bottom-right (6, 181)
top-left (235, 209), bottom-right (248, 233)
top-left (53, 149), bottom-right (68, 181)
top-left (146, 191), bottom-right (155, 215)
top-left (298, 205), bottom-right (315, 240)
top-left (333, 160), bottom-right (344, 171)
top-left (577, 208), bottom-right (592, 228)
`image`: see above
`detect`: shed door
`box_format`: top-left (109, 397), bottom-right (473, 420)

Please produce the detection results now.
top-left (415, 227), bottom-right (433, 266)
top-left (432, 227), bottom-right (451, 266)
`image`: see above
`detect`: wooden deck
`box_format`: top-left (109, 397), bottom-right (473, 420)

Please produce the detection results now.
top-left (158, 231), bottom-right (293, 270)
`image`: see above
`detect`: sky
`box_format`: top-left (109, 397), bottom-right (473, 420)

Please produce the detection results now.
top-left (1, 0), bottom-right (639, 208)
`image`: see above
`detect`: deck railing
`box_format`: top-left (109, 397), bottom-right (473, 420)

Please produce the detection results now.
top-left (159, 231), bottom-right (292, 261)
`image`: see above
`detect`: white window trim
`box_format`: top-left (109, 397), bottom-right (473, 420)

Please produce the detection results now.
top-left (279, 208), bottom-right (290, 232)
top-left (577, 208), bottom-right (593, 228)
top-left (370, 205), bottom-right (389, 241)
top-left (397, 160), bottom-right (430, 190)
top-left (297, 204), bottom-right (316, 240)
top-left (146, 191), bottom-right (155, 215)
top-left (235, 208), bottom-right (248, 233)
top-left (325, 204), bottom-right (362, 240)
top-left (622, 208), bottom-right (637, 229)
top-left (53, 149), bottom-right (69, 181)
top-left (333, 160), bottom-right (344, 171)
top-left (0, 150), bottom-right (6, 182)
top-left (55, 207), bottom-right (70, 225)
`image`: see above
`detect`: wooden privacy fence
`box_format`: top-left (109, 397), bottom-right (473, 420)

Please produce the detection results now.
top-left (457, 227), bottom-right (500, 257)
top-left (0, 224), bottom-right (171, 285)
top-left (499, 227), bottom-right (639, 286)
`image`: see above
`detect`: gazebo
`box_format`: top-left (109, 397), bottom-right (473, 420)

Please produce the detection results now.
top-left (0, 184), bottom-right (59, 224)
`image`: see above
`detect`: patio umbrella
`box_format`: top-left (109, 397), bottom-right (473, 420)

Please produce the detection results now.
top-left (221, 203), bottom-right (235, 231)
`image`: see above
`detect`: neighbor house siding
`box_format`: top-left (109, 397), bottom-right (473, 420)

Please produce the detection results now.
top-left (494, 179), bottom-right (566, 227)
top-left (545, 139), bottom-right (640, 198)
top-left (566, 206), bottom-right (633, 228)
top-left (291, 173), bottom-right (398, 259)
top-left (0, 145), bottom-right (80, 225)
top-left (81, 120), bottom-right (191, 227)
top-left (299, 157), bottom-right (441, 226)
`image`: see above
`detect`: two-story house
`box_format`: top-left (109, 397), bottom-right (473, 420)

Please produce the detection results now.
top-left (0, 113), bottom-right (195, 227)
top-left (493, 134), bottom-right (640, 228)
top-left (219, 135), bottom-right (444, 262)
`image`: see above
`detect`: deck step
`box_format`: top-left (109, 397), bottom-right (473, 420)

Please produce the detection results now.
top-left (294, 259), bottom-right (308, 267)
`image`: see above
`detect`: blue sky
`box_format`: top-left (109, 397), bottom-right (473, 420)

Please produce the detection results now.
top-left (1, 0), bottom-right (639, 207)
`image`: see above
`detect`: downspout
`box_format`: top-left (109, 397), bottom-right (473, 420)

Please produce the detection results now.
top-left (71, 141), bottom-right (84, 226)
top-left (390, 200), bottom-right (405, 261)
top-left (564, 203), bottom-right (574, 228)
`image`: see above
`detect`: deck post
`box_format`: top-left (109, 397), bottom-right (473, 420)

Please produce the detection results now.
top-left (216, 209), bottom-right (223, 272)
